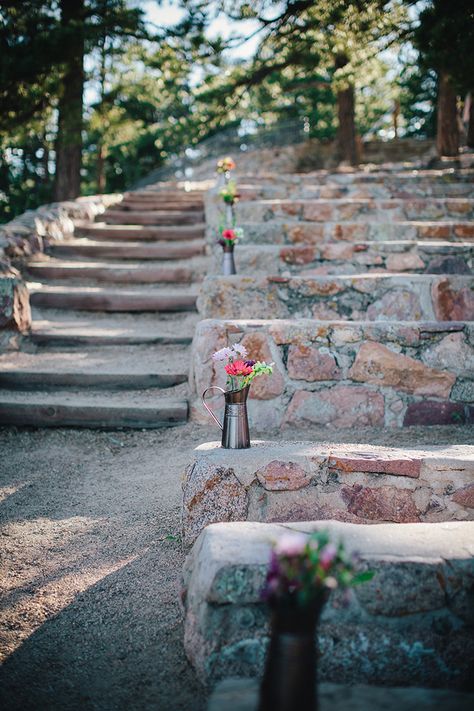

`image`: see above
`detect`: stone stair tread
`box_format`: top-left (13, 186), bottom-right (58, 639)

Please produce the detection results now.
top-left (101, 210), bottom-right (205, 225)
top-left (30, 309), bottom-right (199, 345)
top-left (76, 223), bottom-right (206, 240)
top-left (29, 284), bottom-right (198, 312)
top-left (26, 258), bottom-right (206, 284)
top-left (0, 343), bottom-right (189, 376)
top-left (0, 388), bottom-right (188, 428)
top-left (48, 239), bottom-right (205, 260)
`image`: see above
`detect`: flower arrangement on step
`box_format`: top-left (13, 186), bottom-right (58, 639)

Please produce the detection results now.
top-left (215, 156), bottom-right (243, 275)
top-left (201, 342), bottom-right (273, 449)
top-left (219, 179), bottom-right (240, 205)
top-left (258, 530), bottom-right (374, 711)
top-left (216, 156), bottom-right (236, 174)
top-left (212, 342), bottom-right (273, 392)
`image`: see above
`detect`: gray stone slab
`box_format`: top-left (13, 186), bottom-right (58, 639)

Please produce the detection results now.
top-left (208, 678), bottom-right (474, 711)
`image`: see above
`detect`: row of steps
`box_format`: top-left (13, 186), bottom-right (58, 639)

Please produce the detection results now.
top-left (0, 188), bottom-right (207, 429)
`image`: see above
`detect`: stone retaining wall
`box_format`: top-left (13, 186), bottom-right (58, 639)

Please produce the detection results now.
top-left (190, 319), bottom-right (473, 428)
top-left (182, 441), bottom-right (474, 546)
top-left (0, 194), bottom-right (121, 349)
top-left (197, 274), bottom-right (474, 322)
top-left (182, 520), bottom-right (474, 689)
top-left (210, 242), bottom-right (473, 276)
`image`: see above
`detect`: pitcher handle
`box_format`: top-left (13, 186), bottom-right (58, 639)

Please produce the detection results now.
top-left (202, 386), bottom-right (226, 430)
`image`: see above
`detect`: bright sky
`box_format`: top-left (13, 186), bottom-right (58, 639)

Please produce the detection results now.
top-left (141, 0), bottom-right (262, 59)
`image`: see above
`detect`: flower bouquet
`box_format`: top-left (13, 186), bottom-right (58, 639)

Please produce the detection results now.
top-left (219, 179), bottom-right (240, 205)
top-left (202, 342), bottom-right (273, 449)
top-left (217, 226), bottom-right (243, 275)
top-left (216, 156), bottom-right (236, 174)
top-left (258, 530), bottom-right (373, 711)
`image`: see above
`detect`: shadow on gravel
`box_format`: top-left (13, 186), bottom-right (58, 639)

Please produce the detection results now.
top-left (0, 543), bottom-right (206, 711)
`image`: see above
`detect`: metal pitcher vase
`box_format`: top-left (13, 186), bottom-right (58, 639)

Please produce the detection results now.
top-left (222, 243), bottom-right (236, 275)
top-left (202, 385), bottom-right (250, 449)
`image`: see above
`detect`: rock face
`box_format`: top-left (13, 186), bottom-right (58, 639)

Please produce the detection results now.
top-left (182, 520), bottom-right (474, 688)
top-left (0, 271), bottom-right (31, 334)
top-left (181, 441), bottom-right (474, 546)
top-left (196, 274), bottom-right (473, 322)
top-left (349, 341), bottom-right (455, 397)
top-left (189, 319), bottom-right (474, 428)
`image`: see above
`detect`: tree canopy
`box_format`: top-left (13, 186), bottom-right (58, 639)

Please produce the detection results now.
top-left (1, 0), bottom-right (473, 221)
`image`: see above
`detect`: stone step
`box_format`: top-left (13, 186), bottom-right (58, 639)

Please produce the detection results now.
top-left (197, 274), bottom-right (474, 322)
top-left (117, 200), bottom-right (204, 211)
top-left (30, 284), bottom-right (198, 312)
top-left (208, 679), bottom-right (474, 711)
top-left (0, 389), bottom-right (188, 428)
top-left (238, 181), bottom-right (474, 200)
top-left (30, 309), bottom-right (199, 346)
top-left (101, 209), bottom-right (205, 225)
top-left (235, 198), bottom-right (474, 223)
top-left (75, 223), bottom-right (206, 241)
top-left (0, 343), bottom-right (189, 390)
top-left (182, 440), bottom-right (474, 545)
top-left (26, 258), bottom-right (204, 284)
top-left (124, 190), bottom-right (203, 200)
top-left (224, 241), bottom-right (473, 276)
top-left (182, 520), bottom-right (474, 688)
top-left (238, 221), bottom-right (474, 245)
top-left (236, 168), bottom-right (474, 185)
top-left (48, 238), bottom-right (205, 260)
top-left (190, 318), bottom-right (474, 429)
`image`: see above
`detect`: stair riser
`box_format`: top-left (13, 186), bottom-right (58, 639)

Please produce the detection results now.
top-left (101, 212), bottom-right (204, 225)
top-left (0, 403), bottom-right (188, 429)
top-left (0, 372), bottom-right (187, 390)
top-left (49, 244), bottom-right (205, 260)
top-left (236, 200), bottom-right (474, 223)
top-left (31, 333), bottom-right (193, 347)
top-left (31, 292), bottom-right (197, 312)
top-left (226, 245), bottom-right (473, 276)
top-left (27, 265), bottom-right (195, 284)
top-left (237, 222), bottom-right (474, 245)
top-left (117, 202), bottom-right (203, 211)
top-left (75, 226), bottom-right (205, 241)
top-left (197, 274), bottom-right (474, 322)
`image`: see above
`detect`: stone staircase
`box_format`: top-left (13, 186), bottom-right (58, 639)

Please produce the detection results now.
top-left (0, 188), bottom-right (207, 428)
top-left (194, 165), bottom-right (474, 429)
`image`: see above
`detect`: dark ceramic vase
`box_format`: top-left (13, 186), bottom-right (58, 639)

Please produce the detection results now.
top-left (258, 596), bottom-right (326, 711)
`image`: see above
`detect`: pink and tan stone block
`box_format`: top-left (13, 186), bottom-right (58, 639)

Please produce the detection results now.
top-left (189, 319), bottom-right (474, 428)
top-left (181, 441), bottom-right (474, 546)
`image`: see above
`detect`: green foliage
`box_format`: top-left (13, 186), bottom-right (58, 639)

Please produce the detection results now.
top-left (414, 0), bottom-right (474, 91)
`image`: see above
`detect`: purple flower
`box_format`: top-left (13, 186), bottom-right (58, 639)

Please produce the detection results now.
top-left (319, 543), bottom-right (338, 571)
top-left (245, 359), bottom-right (256, 367)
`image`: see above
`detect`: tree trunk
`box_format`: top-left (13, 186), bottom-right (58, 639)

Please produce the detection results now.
top-left (436, 70), bottom-right (459, 157)
top-left (97, 141), bottom-right (105, 193)
top-left (467, 93), bottom-right (474, 149)
top-left (54, 0), bottom-right (85, 201)
top-left (335, 55), bottom-right (359, 166)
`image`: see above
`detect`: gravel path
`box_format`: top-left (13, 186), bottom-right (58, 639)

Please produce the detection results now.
top-left (1, 422), bottom-right (472, 710)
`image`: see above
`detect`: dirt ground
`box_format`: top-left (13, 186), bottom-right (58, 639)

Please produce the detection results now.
top-left (0, 422), bottom-right (473, 711)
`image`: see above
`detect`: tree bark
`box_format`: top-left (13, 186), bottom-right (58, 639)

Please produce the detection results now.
top-left (54, 0), bottom-right (85, 201)
top-left (467, 93), bottom-right (474, 149)
top-left (335, 55), bottom-right (359, 166)
top-left (436, 70), bottom-right (459, 157)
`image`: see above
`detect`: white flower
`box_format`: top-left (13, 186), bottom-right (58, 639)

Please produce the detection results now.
top-left (275, 532), bottom-right (307, 557)
top-left (212, 347), bottom-right (234, 361)
top-left (232, 343), bottom-right (248, 357)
